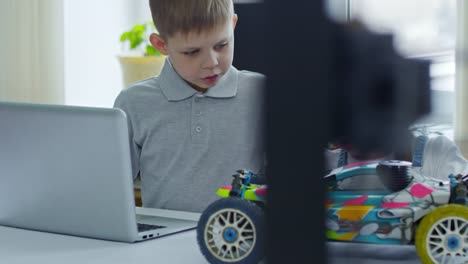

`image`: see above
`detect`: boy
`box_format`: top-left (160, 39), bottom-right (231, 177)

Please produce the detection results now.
top-left (114, 0), bottom-right (265, 213)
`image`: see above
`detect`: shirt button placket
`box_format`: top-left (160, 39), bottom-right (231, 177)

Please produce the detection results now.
top-left (192, 93), bottom-right (205, 143)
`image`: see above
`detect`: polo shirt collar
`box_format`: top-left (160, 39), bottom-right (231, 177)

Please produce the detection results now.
top-left (159, 57), bottom-right (238, 101)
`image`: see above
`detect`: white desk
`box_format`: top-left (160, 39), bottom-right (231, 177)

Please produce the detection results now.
top-left (0, 226), bottom-right (422, 264)
top-left (0, 207), bottom-right (207, 264)
top-left (0, 228), bottom-right (208, 264)
top-left (0, 207), bottom-right (423, 264)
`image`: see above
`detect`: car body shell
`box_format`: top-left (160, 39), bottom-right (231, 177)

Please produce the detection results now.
top-left (324, 161), bottom-right (451, 244)
top-left (216, 161), bottom-right (453, 245)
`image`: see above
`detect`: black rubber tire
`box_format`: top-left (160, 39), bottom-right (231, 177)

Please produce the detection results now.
top-left (196, 197), bottom-right (266, 264)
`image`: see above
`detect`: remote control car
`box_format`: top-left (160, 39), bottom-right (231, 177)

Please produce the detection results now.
top-left (196, 170), bottom-right (267, 264)
top-left (196, 161), bottom-right (468, 264)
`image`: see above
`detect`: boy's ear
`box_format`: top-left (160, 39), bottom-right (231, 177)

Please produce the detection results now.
top-left (149, 33), bottom-right (168, 55)
top-left (232, 14), bottom-right (238, 29)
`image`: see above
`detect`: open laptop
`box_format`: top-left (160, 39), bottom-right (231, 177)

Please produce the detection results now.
top-left (0, 101), bottom-right (199, 242)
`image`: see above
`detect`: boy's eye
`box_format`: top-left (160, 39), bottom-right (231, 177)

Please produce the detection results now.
top-left (183, 50), bottom-right (199, 56)
top-left (215, 43), bottom-right (228, 50)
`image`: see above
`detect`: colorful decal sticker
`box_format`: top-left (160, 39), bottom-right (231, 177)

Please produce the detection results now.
top-left (409, 183), bottom-right (434, 198)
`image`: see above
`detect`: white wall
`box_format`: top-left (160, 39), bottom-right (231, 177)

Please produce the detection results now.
top-left (64, 0), bottom-right (151, 107)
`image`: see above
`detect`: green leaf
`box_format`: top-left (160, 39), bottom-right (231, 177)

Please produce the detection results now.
top-left (121, 22), bottom-right (161, 55)
top-left (120, 32), bottom-right (130, 42)
top-left (133, 24), bottom-right (146, 34)
top-left (128, 34), bottom-right (143, 49)
top-left (129, 35), bottom-right (137, 48)
top-left (145, 45), bottom-right (162, 56)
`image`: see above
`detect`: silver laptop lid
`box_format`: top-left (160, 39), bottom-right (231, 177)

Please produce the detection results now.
top-left (0, 102), bottom-right (139, 242)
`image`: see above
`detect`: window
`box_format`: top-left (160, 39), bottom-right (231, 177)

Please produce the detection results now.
top-left (349, 0), bottom-right (456, 57)
top-left (64, 0), bottom-right (151, 107)
top-left (327, 0), bottom-right (457, 127)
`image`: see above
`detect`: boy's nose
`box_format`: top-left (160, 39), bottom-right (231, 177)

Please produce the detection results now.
top-left (202, 51), bottom-right (219, 69)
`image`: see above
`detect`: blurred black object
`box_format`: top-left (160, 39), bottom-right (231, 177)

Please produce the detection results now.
top-left (264, 1), bottom-right (332, 263)
top-left (233, 2), bottom-right (267, 74)
top-left (264, 2), bottom-right (430, 264)
top-left (330, 23), bottom-right (431, 155)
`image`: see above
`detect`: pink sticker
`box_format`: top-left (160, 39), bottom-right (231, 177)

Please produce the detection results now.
top-left (344, 161), bottom-right (375, 169)
top-left (381, 202), bottom-right (410, 208)
top-left (220, 185), bottom-right (232, 190)
top-left (409, 183), bottom-right (434, 198)
top-left (343, 195), bottom-right (368, 206)
top-left (255, 188), bottom-right (267, 197)
top-left (326, 199), bottom-right (333, 204)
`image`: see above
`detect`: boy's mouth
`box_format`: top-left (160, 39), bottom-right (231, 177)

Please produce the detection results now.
top-left (202, 74), bottom-right (219, 84)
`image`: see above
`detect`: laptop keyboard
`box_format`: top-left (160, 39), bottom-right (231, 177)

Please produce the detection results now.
top-left (137, 223), bottom-right (166, 232)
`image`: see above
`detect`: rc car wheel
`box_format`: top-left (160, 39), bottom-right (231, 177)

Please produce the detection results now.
top-left (415, 204), bottom-right (468, 264)
top-left (197, 197), bottom-right (266, 264)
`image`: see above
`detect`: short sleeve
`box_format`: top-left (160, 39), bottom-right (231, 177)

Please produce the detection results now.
top-left (114, 91), bottom-right (141, 180)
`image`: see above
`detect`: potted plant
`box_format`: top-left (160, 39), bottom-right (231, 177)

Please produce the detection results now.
top-left (118, 21), bottom-right (166, 89)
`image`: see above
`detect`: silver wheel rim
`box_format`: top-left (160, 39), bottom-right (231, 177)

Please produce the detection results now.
top-left (204, 208), bottom-right (256, 262)
top-left (426, 216), bottom-right (468, 264)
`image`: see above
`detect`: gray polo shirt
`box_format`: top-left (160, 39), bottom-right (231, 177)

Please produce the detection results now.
top-left (114, 58), bottom-right (265, 212)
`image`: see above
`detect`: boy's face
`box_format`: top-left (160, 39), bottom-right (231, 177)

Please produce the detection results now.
top-left (150, 15), bottom-right (238, 91)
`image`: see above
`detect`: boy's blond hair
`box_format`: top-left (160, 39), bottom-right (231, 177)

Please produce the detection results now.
top-left (149, 0), bottom-right (234, 39)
